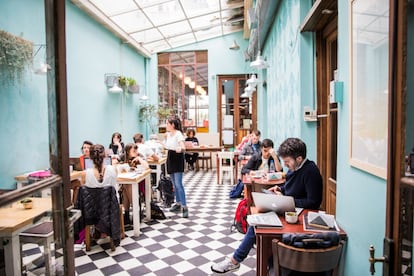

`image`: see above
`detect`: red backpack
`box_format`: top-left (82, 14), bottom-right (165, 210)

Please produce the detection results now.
top-left (230, 198), bottom-right (248, 234)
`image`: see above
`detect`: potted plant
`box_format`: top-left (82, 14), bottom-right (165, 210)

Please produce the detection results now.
top-left (118, 76), bottom-right (139, 93)
top-left (0, 30), bottom-right (33, 86)
top-left (139, 104), bottom-right (173, 133)
top-left (20, 198), bottom-right (33, 209)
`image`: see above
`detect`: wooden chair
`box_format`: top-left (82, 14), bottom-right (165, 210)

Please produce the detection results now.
top-left (271, 238), bottom-right (346, 276)
top-left (76, 186), bottom-right (124, 251)
top-left (196, 152), bottom-right (212, 171)
top-left (217, 151), bottom-right (235, 184)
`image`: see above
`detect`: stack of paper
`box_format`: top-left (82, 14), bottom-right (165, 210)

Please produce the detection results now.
top-left (247, 212), bottom-right (283, 228)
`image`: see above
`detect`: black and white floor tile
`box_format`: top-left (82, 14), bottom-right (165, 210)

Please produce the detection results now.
top-left (21, 170), bottom-right (253, 275)
top-left (72, 170), bottom-right (256, 275)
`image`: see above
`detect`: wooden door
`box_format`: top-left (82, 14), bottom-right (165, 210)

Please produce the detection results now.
top-left (217, 75), bottom-right (257, 148)
top-left (378, 1), bottom-right (414, 274)
top-left (316, 20), bottom-right (338, 215)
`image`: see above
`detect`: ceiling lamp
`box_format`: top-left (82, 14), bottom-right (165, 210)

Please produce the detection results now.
top-left (184, 76), bottom-right (191, 85)
top-left (250, 51), bottom-right (269, 69)
top-left (229, 40), bottom-right (240, 50)
top-left (34, 62), bottom-right (51, 75)
top-left (241, 85), bottom-right (255, 98)
top-left (189, 81), bottom-right (196, 89)
top-left (246, 74), bottom-right (260, 87)
top-left (108, 82), bottom-right (123, 93)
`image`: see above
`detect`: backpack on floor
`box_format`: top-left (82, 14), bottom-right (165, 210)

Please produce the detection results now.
top-left (151, 201), bottom-right (166, 220)
top-left (230, 198), bottom-right (248, 234)
top-left (229, 179), bottom-right (244, 199)
top-left (158, 174), bottom-right (174, 207)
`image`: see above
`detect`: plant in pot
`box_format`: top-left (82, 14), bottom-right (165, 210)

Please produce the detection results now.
top-left (139, 104), bottom-right (173, 134)
top-left (0, 30), bottom-right (33, 86)
top-left (20, 198), bottom-right (33, 209)
top-left (119, 76), bottom-right (139, 93)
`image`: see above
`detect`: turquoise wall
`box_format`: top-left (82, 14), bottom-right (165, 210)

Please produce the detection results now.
top-left (0, 0), bottom-right (146, 189)
top-left (159, 32), bottom-right (251, 133)
top-left (261, 0), bottom-right (317, 160)
top-left (0, 0), bottom-right (49, 190)
top-left (336, 1), bottom-right (386, 274)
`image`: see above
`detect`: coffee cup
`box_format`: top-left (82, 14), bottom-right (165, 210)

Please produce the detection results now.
top-left (285, 211), bottom-right (298, 224)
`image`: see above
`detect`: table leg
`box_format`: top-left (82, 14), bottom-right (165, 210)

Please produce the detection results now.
top-left (256, 235), bottom-right (273, 276)
top-left (216, 155), bottom-right (220, 183)
top-left (156, 165), bottom-right (161, 201)
top-left (145, 174), bottom-right (151, 220)
top-left (131, 183), bottom-right (140, 237)
top-left (2, 234), bottom-right (21, 276)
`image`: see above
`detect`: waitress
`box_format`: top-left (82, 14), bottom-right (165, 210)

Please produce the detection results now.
top-left (164, 116), bottom-right (188, 218)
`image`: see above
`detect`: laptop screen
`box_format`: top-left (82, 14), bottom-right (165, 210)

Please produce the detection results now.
top-left (84, 157), bottom-right (112, 170)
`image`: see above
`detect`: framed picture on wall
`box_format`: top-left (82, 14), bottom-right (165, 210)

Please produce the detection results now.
top-left (349, 0), bottom-right (389, 179)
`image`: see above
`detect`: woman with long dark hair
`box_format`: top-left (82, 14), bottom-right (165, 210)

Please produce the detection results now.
top-left (164, 116), bottom-right (188, 218)
top-left (84, 144), bottom-right (119, 199)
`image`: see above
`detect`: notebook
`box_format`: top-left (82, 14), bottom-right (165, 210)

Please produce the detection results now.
top-left (251, 192), bottom-right (296, 215)
top-left (84, 157), bottom-right (112, 170)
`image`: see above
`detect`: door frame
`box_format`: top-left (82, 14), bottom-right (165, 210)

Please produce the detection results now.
top-left (386, 0), bottom-right (409, 274)
top-left (217, 75), bottom-right (257, 147)
top-left (316, 18), bottom-right (338, 213)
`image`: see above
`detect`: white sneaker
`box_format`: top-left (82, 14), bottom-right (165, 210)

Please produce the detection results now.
top-left (211, 257), bottom-right (240, 274)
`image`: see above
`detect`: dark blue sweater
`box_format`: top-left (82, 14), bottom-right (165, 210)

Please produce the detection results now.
top-left (280, 159), bottom-right (323, 209)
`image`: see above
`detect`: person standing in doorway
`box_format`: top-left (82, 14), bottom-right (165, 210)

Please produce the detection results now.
top-left (164, 116), bottom-right (188, 218)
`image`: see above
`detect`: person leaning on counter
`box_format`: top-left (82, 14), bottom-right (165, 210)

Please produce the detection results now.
top-left (211, 137), bottom-right (323, 274)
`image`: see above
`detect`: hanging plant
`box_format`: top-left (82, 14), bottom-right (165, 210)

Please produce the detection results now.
top-left (0, 30), bottom-right (33, 86)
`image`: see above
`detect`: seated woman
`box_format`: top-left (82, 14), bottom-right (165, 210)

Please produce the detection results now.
top-left (184, 129), bottom-right (199, 170)
top-left (108, 132), bottom-right (124, 156)
top-left (83, 144), bottom-right (119, 238)
top-left (120, 143), bottom-right (149, 225)
top-left (79, 140), bottom-right (93, 170)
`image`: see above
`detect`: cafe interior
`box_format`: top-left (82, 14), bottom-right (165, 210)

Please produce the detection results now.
top-left (1, 0), bottom-right (413, 275)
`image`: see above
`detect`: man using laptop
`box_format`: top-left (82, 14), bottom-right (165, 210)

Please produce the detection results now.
top-left (211, 137), bottom-right (323, 274)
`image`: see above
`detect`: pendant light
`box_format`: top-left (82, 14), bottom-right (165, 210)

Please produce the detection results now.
top-left (250, 8), bottom-right (269, 69)
top-left (108, 82), bottom-right (123, 93)
top-left (246, 74), bottom-right (260, 88)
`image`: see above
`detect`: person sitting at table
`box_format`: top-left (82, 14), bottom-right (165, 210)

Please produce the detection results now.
top-left (82, 143), bottom-right (119, 239)
top-left (184, 128), bottom-right (199, 171)
top-left (211, 137), bottom-right (323, 274)
top-left (120, 143), bottom-right (149, 225)
top-left (108, 132), bottom-right (124, 156)
top-left (133, 132), bottom-right (159, 161)
top-left (238, 130), bottom-right (262, 161)
top-left (84, 144), bottom-right (119, 200)
top-left (240, 138), bottom-right (283, 175)
top-left (79, 140), bottom-right (93, 170)
top-left (236, 130), bottom-right (251, 152)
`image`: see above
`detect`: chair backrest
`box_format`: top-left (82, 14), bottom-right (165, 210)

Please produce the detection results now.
top-left (217, 151), bottom-right (235, 161)
top-left (272, 238), bottom-right (345, 276)
top-left (76, 185), bottom-right (121, 241)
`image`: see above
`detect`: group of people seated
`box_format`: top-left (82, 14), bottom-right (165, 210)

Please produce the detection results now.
top-left (75, 126), bottom-right (325, 274)
top-left (74, 132), bottom-right (165, 230)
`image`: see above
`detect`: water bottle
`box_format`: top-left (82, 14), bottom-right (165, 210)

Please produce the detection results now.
top-left (269, 160), bottom-right (275, 173)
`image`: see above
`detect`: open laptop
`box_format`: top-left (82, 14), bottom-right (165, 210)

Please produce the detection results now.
top-left (251, 192), bottom-right (296, 215)
top-left (83, 157), bottom-right (112, 170)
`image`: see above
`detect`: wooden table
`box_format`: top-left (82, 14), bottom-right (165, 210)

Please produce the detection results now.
top-left (117, 169), bottom-right (152, 237)
top-left (15, 170), bottom-right (83, 199)
top-left (0, 197), bottom-right (52, 276)
top-left (242, 174), bottom-right (285, 212)
top-left (254, 209), bottom-right (347, 276)
top-left (147, 156), bottom-right (167, 201)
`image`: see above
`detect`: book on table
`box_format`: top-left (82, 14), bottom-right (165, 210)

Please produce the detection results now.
top-left (247, 211), bottom-right (283, 228)
top-left (303, 211), bottom-right (339, 232)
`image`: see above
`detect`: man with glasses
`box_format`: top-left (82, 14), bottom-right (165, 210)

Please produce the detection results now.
top-left (211, 137), bottom-right (323, 274)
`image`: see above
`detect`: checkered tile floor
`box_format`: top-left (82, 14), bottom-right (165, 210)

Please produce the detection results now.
top-left (72, 170), bottom-right (255, 275)
top-left (22, 170), bottom-right (254, 275)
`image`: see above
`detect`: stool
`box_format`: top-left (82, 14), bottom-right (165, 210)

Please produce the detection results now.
top-left (217, 151), bottom-right (235, 184)
top-left (19, 221), bottom-right (54, 275)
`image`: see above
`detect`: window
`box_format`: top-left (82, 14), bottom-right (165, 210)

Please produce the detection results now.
top-left (158, 51), bottom-right (208, 132)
